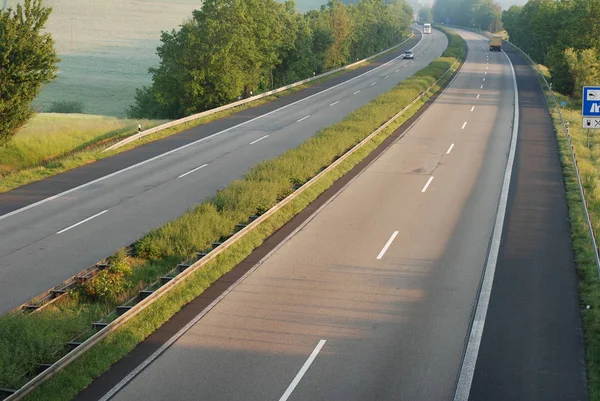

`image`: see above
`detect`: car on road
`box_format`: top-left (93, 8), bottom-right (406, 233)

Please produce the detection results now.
top-left (403, 50), bottom-right (414, 59)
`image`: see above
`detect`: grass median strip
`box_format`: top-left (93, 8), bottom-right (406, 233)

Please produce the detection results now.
top-left (0, 29), bottom-right (465, 401)
top-left (533, 67), bottom-right (600, 400)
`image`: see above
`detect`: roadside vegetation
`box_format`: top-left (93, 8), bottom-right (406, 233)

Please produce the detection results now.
top-left (0, 28), bottom-right (466, 401)
top-left (127, 0), bottom-right (414, 119)
top-left (431, 0), bottom-right (504, 33)
top-left (502, 0), bottom-right (599, 99)
top-left (0, 114), bottom-right (165, 182)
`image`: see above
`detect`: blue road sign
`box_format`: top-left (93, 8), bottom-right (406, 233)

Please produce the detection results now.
top-left (583, 86), bottom-right (600, 117)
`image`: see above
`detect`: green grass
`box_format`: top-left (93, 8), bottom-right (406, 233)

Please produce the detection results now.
top-left (0, 30), bottom-right (466, 401)
top-left (0, 114), bottom-right (166, 178)
top-left (533, 63), bottom-right (600, 400)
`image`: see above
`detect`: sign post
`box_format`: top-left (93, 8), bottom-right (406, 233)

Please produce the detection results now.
top-left (582, 86), bottom-right (600, 147)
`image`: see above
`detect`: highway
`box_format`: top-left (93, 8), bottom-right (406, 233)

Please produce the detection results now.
top-left (90, 28), bottom-right (520, 400)
top-left (0, 28), bottom-right (448, 314)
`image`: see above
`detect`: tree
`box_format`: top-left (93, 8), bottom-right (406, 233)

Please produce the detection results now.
top-left (564, 48), bottom-right (600, 99)
top-left (128, 0), bottom-right (412, 119)
top-left (0, 0), bottom-right (59, 145)
top-left (418, 7), bottom-right (433, 23)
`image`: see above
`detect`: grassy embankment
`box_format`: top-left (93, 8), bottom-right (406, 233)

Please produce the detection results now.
top-left (0, 29), bottom-right (466, 401)
top-left (535, 77), bottom-right (600, 399)
top-left (0, 40), bottom-right (403, 195)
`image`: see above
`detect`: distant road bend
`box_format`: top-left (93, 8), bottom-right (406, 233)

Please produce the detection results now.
top-left (85, 28), bottom-right (522, 401)
top-left (0, 28), bottom-right (447, 313)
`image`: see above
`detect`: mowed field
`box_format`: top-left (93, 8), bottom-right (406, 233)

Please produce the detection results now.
top-left (5, 0), bottom-right (327, 117)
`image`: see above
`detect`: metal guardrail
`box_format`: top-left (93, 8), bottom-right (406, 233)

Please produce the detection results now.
top-left (508, 43), bottom-right (600, 277)
top-left (103, 32), bottom-right (417, 152)
top-left (4, 54), bottom-right (462, 401)
top-left (9, 262), bottom-right (110, 315)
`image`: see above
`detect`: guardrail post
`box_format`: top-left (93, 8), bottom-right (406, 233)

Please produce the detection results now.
top-left (116, 306), bottom-right (132, 316)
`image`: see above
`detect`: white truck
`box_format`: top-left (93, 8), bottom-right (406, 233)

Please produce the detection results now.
top-left (423, 23), bottom-right (432, 34)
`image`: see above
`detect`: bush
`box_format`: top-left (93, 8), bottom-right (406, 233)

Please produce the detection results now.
top-left (46, 100), bottom-right (85, 114)
top-left (78, 258), bottom-right (133, 303)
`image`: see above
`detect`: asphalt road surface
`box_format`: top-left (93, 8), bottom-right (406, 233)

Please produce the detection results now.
top-left (0, 29), bottom-right (448, 314)
top-left (465, 42), bottom-right (588, 401)
top-left (96, 28), bottom-right (519, 401)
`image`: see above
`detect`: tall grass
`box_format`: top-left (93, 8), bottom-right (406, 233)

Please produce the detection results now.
top-left (0, 114), bottom-right (165, 178)
top-left (1, 30), bottom-right (466, 400)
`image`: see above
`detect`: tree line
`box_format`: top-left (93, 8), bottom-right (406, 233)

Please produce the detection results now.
top-left (126, 0), bottom-right (414, 120)
top-left (502, 0), bottom-right (600, 99)
top-left (431, 0), bottom-right (503, 32)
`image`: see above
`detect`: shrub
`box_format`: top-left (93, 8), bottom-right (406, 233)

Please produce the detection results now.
top-left (46, 100), bottom-right (85, 114)
top-left (78, 259), bottom-right (133, 303)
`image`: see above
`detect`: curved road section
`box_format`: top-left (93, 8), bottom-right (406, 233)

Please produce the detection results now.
top-left (0, 29), bottom-right (448, 314)
top-left (92, 29), bottom-right (518, 401)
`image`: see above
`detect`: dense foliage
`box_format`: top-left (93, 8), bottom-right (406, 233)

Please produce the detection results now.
top-left (0, 0), bottom-right (59, 145)
top-left (127, 0), bottom-right (413, 119)
top-left (432, 0), bottom-right (503, 32)
top-left (502, 0), bottom-right (600, 98)
top-left (418, 7), bottom-right (433, 23)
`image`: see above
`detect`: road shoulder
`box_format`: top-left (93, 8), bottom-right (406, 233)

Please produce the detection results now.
top-left (467, 44), bottom-right (588, 401)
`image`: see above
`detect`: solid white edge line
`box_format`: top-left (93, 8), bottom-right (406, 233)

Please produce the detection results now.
top-left (421, 176), bottom-right (434, 193)
top-left (250, 135), bottom-right (269, 145)
top-left (279, 339), bottom-right (327, 401)
top-left (376, 231), bottom-right (399, 260)
top-left (452, 43), bottom-right (520, 401)
top-left (296, 115), bottom-right (310, 123)
top-left (177, 164), bottom-right (208, 178)
top-left (329, 101), bottom-right (339, 107)
top-left (447, 143), bottom-right (455, 154)
top-left (0, 32), bottom-right (428, 223)
top-left (56, 210), bottom-right (108, 234)
top-left (461, 121), bottom-right (468, 129)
